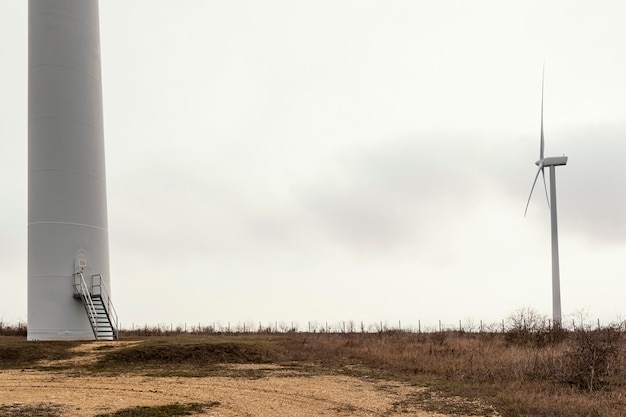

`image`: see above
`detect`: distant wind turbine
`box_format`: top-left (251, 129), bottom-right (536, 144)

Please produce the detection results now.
top-left (524, 71), bottom-right (568, 328)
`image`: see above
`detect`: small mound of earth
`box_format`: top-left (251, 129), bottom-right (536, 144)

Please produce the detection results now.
top-left (99, 342), bottom-right (277, 366)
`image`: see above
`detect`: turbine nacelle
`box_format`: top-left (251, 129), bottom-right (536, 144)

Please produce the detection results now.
top-left (536, 156), bottom-right (568, 167)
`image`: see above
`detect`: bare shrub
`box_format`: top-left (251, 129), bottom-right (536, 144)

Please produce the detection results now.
top-left (430, 331), bottom-right (447, 346)
top-left (0, 321), bottom-right (27, 337)
top-left (561, 326), bottom-right (624, 391)
top-left (505, 307), bottom-right (564, 347)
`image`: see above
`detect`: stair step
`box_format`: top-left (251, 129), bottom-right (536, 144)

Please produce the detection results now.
top-left (78, 287), bottom-right (117, 340)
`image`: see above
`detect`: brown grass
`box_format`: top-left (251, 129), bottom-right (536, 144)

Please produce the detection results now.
top-left (94, 328), bottom-right (626, 416)
top-left (0, 403), bottom-right (63, 417)
top-left (0, 337), bottom-right (80, 369)
top-left (87, 335), bottom-right (293, 377)
top-left (1, 327), bottom-right (625, 417)
top-left (289, 329), bottom-right (626, 417)
top-left (92, 402), bottom-right (220, 417)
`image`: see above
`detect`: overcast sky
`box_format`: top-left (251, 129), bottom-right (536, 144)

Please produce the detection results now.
top-left (1, 1), bottom-right (626, 330)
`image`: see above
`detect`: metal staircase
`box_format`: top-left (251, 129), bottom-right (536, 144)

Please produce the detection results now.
top-left (73, 273), bottom-right (119, 340)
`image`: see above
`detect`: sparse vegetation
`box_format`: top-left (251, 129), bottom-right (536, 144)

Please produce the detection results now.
top-left (93, 403), bottom-right (219, 417)
top-left (563, 325), bottom-right (623, 391)
top-left (1, 314), bottom-right (625, 417)
top-left (0, 321), bottom-right (26, 337)
top-left (89, 335), bottom-right (289, 376)
top-left (288, 327), bottom-right (625, 416)
top-left (0, 403), bottom-right (63, 417)
top-left (0, 337), bottom-right (79, 369)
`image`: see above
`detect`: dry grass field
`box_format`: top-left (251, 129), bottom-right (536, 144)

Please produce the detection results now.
top-left (0, 324), bottom-right (625, 416)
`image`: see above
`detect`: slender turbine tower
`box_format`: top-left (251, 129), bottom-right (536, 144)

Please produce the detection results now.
top-left (524, 74), bottom-right (568, 327)
top-left (28, 0), bottom-right (115, 340)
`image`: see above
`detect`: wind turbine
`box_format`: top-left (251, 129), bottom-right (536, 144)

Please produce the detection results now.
top-left (524, 72), bottom-right (568, 328)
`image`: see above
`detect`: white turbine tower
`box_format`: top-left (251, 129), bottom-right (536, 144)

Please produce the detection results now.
top-left (28, 0), bottom-right (117, 340)
top-left (524, 73), bottom-right (568, 328)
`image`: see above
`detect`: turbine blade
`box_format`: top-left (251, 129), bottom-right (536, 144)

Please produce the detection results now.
top-left (524, 164), bottom-right (543, 217)
top-left (541, 166), bottom-right (550, 209)
top-left (539, 63), bottom-right (546, 160)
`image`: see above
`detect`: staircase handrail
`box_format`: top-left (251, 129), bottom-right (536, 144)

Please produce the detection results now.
top-left (73, 272), bottom-right (99, 339)
top-left (91, 274), bottom-right (119, 340)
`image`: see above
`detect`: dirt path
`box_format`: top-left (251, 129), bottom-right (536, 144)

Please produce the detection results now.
top-left (0, 342), bottom-right (481, 416)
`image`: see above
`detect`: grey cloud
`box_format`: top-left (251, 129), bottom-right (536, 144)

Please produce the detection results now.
top-left (556, 124), bottom-right (626, 243)
top-left (297, 135), bottom-right (494, 251)
top-left (486, 122), bottom-right (626, 245)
